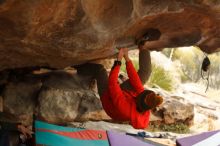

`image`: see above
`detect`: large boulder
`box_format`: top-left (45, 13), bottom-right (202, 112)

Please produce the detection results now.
top-left (0, 0), bottom-right (220, 71)
top-left (150, 88), bottom-right (194, 126)
top-left (160, 98), bottom-right (194, 125)
top-left (38, 88), bottom-right (108, 124)
top-left (32, 71), bottom-right (109, 123)
top-left (2, 76), bottom-right (42, 124)
top-left (38, 71), bottom-right (110, 124)
top-left (0, 70), bottom-right (110, 125)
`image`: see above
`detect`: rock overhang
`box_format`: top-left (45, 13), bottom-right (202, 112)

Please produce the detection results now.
top-left (0, 0), bottom-right (220, 71)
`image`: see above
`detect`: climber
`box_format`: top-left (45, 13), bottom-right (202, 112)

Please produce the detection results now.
top-left (75, 28), bottom-right (163, 129)
top-left (0, 96), bottom-right (33, 146)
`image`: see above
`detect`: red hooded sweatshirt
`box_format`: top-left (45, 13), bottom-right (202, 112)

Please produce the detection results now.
top-left (100, 60), bottom-right (150, 129)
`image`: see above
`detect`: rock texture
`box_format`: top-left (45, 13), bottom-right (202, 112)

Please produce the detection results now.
top-left (0, 70), bottom-right (110, 125)
top-left (38, 71), bottom-right (110, 124)
top-left (150, 89), bottom-right (194, 126)
top-left (0, 0), bottom-right (220, 71)
top-left (158, 98), bottom-right (194, 125)
top-left (3, 78), bottom-right (42, 124)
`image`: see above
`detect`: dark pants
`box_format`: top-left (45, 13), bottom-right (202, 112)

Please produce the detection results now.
top-left (75, 50), bottom-right (151, 97)
top-left (75, 63), bottom-right (108, 97)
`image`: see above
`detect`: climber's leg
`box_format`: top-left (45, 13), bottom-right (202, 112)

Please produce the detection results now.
top-left (74, 63), bottom-right (108, 97)
top-left (137, 49), bottom-right (152, 84)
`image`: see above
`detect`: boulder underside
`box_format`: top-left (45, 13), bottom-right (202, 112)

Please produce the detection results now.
top-left (0, 0), bottom-right (220, 71)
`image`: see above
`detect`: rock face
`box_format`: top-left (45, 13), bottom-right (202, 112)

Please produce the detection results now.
top-left (0, 0), bottom-right (220, 71)
top-left (3, 78), bottom-right (42, 124)
top-left (150, 90), bottom-right (194, 126)
top-left (159, 98), bottom-right (194, 125)
top-left (38, 71), bottom-right (110, 124)
top-left (0, 70), bottom-right (110, 125)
